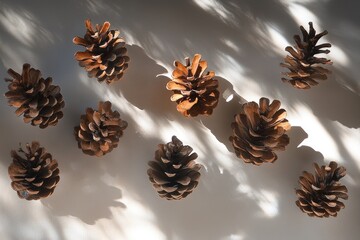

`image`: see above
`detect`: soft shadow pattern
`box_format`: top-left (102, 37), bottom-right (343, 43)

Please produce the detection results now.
top-left (0, 0), bottom-right (359, 239)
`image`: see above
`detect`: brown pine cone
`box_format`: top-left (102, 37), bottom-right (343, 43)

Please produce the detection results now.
top-left (166, 54), bottom-right (219, 117)
top-left (281, 22), bottom-right (332, 89)
top-left (229, 97), bottom-right (291, 165)
top-left (4, 63), bottom-right (65, 128)
top-left (8, 141), bottom-right (60, 200)
top-left (73, 19), bottom-right (130, 84)
top-left (147, 136), bottom-right (201, 200)
top-left (296, 161), bottom-right (348, 218)
top-left (74, 101), bottom-right (128, 157)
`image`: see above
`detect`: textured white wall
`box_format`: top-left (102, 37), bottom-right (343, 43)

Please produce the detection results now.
top-left (0, 0), bottom-right (359, 240)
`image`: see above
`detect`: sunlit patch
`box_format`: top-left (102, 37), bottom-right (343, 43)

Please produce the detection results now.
top-left (265, 24), bottom-right (290, 55)
top-left (337, 122), bottom-right (360, 170)
top-left (110, 193), bottom-right (167, 240)
top-left (285, 3), bottom-right (319, 27)
top-left (236, 185), bottom-right (279, 217)
top-left (214, 52), bottom-right (261, 101)
top-left (221, 39), bottom-right (241, 53)
top-left (257, 190), bottom-right (279, 217)
top-left (0, 7), bottom-right (53, 46)
top-left (288, 104), bottom-right (341, 162)
top-left (193, 0), bottom-right (235, 24)
top-left (329, 44), bottom-right (349, 66)
top-left (223, 88), bottom-right (234, 102)
top-left (221, 233), bottom-right (246, 240)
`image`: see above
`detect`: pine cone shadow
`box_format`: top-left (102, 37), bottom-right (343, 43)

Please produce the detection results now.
top-left (41, 163), bottom-right (125, 225)
top-left (199, 77), bottom-right (247, 151)
top-left (110, 44), bottom-right (174, 116)
top-left (140, 166), bottom-right (259, 240)
top-left (279, 71), bottom-right (360, 129)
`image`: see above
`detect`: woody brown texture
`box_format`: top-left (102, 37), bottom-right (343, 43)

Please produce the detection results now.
top-left (166, 54), bottom-right (219, 117)
top-left (8, 141), bottom-right (60, 200)
top-left (147, 136), bottom-right (201, 200)
top-left (73, 19), bottom-right (130, 84)
top-left (74, 101), bottom-right (128, 157)
top-left (229, 97), bottom-right (291, 165)
top-left (296, 161), bottom-right (348, 218)
top-left (5, 63), bottom-right (65, 128)
top-left (281, 22), bottom-right (332, 89)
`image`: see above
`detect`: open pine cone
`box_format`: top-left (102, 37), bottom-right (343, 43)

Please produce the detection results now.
top-left (73, 19), bottom-right (130, 84)
top-left (281, 22), bottom-right (332, 89)
top-left (74, 101), bottom-right (128, 157)
top-left (296, 161), bottom-right (348, 218)
top-left (166, 54), bottom-right (219, 117)
top-left (8, 141), bottom-right (60, 200)
top-left (229, 97), bottom-right (291, 165)
top-left (147, 136), bottom-right (201, 200)
top-left (4, 63), bottom-right (65, 128)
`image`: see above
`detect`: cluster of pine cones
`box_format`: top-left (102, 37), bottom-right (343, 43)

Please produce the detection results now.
top-left (3, 20), bottom-right (348, 218)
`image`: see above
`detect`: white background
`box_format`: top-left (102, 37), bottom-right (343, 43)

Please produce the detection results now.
top-left (0, 0), bottom-right (359, 240)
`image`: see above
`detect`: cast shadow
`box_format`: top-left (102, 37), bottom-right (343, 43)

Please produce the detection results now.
top-left (42, 168), bottom-right (125, 225)
top-left (199, 77), bottom-right (247, 152)
top-left (111, 44), bottom-right (174, 117)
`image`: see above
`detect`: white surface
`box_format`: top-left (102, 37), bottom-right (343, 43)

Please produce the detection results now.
top-left (0, 1), bottom-right (359, 240)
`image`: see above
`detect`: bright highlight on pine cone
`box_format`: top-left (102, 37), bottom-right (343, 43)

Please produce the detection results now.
top-left (166, 54), bottom-right (219, 117)
top-left (8, 141), bottom-right (60, 200)
top-left (281, 22), bottom-right (332, 89)
top-left (74, 101), bottom-right (128, 157)
top-left (296, 161), bottom-right (348, 218)
top-left (229, 97), bottom-right (291, 166)
top-left (73, 19), bottom-right (130, 84)
top-left (4, 63), bottom-right (65, 128)
top-left (147, 136), bottom-right (202, 200)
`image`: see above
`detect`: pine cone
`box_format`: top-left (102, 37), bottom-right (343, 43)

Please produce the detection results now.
top-left (296, 161), bottom-right (348, 218)
top-left (74, 101), bottom-right (128, 157)
top-left (8, 141), bottom-right (60, 200)
top-left (73, 19), bottom-right (130, 84)
top-left (281, 22), bottom-right (332, 89)
top-left (229, 97), bottom-right (291, 165)
top-left (147, 136), bottom-right (201, 200)
top-left (166, 54), bottom-right (219, 117)
top-left (4, 63), bottom-right (65, 128)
